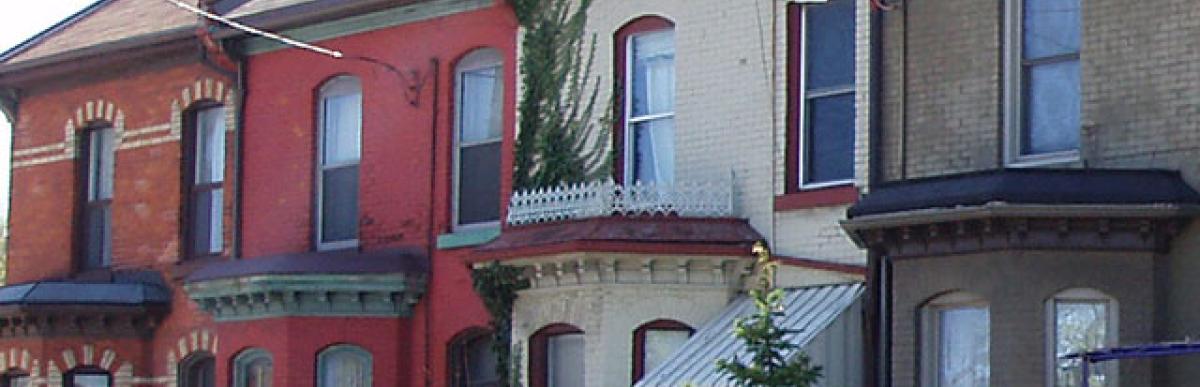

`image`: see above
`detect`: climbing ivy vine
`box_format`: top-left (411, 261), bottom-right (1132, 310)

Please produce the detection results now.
top-left (510, 0), bottom-right (612, 190)
top-left (471, 261), bottom-right (530, 387)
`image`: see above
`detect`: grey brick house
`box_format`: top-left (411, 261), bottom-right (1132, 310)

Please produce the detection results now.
top-left (845, 1), bottom-right (1200, 386)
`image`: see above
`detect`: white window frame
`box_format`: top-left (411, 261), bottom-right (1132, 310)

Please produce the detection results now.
top-left (1045, 288), bottom-right (1119, 387)
top-left (622, 28), bottom-right (675, 185)
top-left (316, 344), bottom-right (372, 387)
top-left (315, 76), bottom-right (362, 251)
top-left (921, 292), bottom-right (990, 387)
top-left (797, 0), bottom-right (856, 190)
top-left (453, 49), bottom-right (504, 231)
top-left (189, 105), bottom-right (226, 257)
top-left (1003, 0), bottom-right (1081, 167)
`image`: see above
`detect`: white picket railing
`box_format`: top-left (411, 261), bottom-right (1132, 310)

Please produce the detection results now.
top-left (506, 179), bottom-right (735, 226)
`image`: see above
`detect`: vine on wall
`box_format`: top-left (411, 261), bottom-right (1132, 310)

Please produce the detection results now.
top-left (471, 261), bottom-right (530, 387)
top-left (510, 0), bottom-right (612, 190)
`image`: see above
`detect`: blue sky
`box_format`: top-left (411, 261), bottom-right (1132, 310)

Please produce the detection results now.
top-left (0, 0), bottom-right (96, 219)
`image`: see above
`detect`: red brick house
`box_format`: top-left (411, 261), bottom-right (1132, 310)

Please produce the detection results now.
top-left (0, 0), bottom-right (517, 386)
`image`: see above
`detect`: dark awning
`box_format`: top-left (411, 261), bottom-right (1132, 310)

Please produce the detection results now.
top-left (848, 168), bottom-right (1200, 218)
top-left (0, 270), bottom-right (170, 306)
top-left (186, 247), bottom-right (429, 283)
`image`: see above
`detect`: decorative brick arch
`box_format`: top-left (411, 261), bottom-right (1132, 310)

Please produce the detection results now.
top-left (0, 347), bottom-right (41, 381)
top-left (170, 78), bottom-right (237, 138)
top-left (44, 344), bottom-right (133, 387)
top-left (11, 98), bottom-right (126, 168)
top-left (163, 329), bottom-right (219, 387)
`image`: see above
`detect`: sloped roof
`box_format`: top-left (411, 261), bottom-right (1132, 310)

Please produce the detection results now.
top-left (1, 0), bottom-right (199, 65)
top-left (636, 283), bottom-right (864, 387)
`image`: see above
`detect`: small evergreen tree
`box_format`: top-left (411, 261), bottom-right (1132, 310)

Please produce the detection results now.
top-left (716, 242), bottom-right (823, 387)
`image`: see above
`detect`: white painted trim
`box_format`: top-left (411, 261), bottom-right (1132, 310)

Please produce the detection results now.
top-left (622, 28), bottom-right (676, 185)
top-left (1044, 288), bottom-right (1119, 387)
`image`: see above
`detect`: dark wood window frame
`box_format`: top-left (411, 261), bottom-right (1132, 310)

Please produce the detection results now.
top-left (181, 102), bottom-right (226, 260)
top-left (612, 15), bottom-right (675, 185)
top-left (76, 124), bottom-right (116, 272)
top-left (178, 351), bottom-right (216, 387)
top-left (631, 319), bottom-right (694, 383)
top-left (1, 369), bottom-right (29, 387)
top-left (448, 328), bottom-right (499, 387)
top-left (778, 2), bottom-right (859, 211)
top-left (528, 323), bottom-right (583, 387)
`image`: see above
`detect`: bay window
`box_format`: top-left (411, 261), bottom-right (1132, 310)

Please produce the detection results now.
top-left (1048, 289), bottom-right (1117, 387)
top-left (317, 345), bottom-right (372, 387)
top-left (632, 320), bottom-right (693, 383)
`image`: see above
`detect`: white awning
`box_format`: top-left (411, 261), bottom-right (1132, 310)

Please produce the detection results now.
top-left (637, 282), bottom-right (864, 387)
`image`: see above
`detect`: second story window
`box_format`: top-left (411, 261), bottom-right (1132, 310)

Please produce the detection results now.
top-left (454, 49), bottom-right (504, 229)
top-left (797, 0), bottom-right (855, 188)
top-left (81, 126), bottom-right (115, 270)
top-left (316, 76), bottom-right (361, 250)
top-left (185, 105), bottom-right (225, 258)
top-left (1006, 0), bottom-right (1081, 163)
top-left (619, 18), bottom-right (675, 185)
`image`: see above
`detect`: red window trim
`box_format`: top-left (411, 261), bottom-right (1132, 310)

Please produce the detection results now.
top-left (528, 323), bottom-right (583, 387)
top-left (785, 3), bottom-right (804, 194)
top-left (447, 327), bottom-right (493, 387)
top-left (774, 184), bottom-right (859, 211)
top-left (631, 319), bottom-right (693, 383)
top-left (612, 15), bottom-right (675, 185)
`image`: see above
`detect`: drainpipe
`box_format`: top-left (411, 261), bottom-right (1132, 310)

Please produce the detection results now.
top-left (231, 49), bottom-right (248, 259)
top-left (867, 3), bottom-right (890, 387)
top-left (424, 57), bottom-right (441, 387)
top-left (1, 88), bottom-right (17, 267)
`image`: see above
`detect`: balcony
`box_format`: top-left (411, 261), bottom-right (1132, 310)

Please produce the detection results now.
top-left (505, 179), bottom-right (735, 226)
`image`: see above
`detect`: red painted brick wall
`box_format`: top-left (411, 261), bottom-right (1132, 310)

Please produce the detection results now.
top-left (236, 2), bottom-right (517, 386)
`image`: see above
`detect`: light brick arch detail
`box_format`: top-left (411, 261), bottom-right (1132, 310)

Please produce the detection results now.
top-left (11, 99), bottom-right (127, 168)
top-left (42, 344), bottom-right (133, 387)
top-left (163, 329), bottom-right (219, 387)
top-left (170, 78), bottom-right (237, 138)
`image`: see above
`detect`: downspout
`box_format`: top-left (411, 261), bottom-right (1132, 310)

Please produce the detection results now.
top-left (867, 3), bottom-right (890, 387)
top-left (424, 57), bottom-right (441, 387)
top-left (1, 88), bottom-right (17, 272)
top-left (232, 48), bottom-right (248, 259)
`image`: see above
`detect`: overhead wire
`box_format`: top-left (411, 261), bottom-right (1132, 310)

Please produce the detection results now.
top-left (161, 0), bottom-right (344, 58)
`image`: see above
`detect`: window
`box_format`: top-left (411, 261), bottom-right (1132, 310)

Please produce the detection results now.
top-left (632, 320), bottom-right (693, 383)
top-left (233, 348), bottom-right (273, 387)
top-left (80, 126), bottom-right (116, 270)
top-left (617, 17), bottom-right (675, 185)
top-left (1006, 0), bottom-right (1081, 163)
top-left (179, 351), bottom-right (215, 387)
top-left (529, 324), bottom-right (584, 387)
top-left (317, 344), bottom-right (372, 387)
top-left (316, 76), bottom-right (362, 249)
top-left (1048, 289), bottom-right (1117, 387)
top-left (791, 0), bottom-right (855, 189)
top-left (454, 49), bottom-right (504, 228)
top-left (64, 368), bottom-right (110, 387)
top-left (185, 105), bottom-right (226, 258)
top-left (1, 370), bottom-right (29, 387)
top-left (922, 292), bottom-right (989, 387)
top-left (450, 330), bottom-right (500, 387)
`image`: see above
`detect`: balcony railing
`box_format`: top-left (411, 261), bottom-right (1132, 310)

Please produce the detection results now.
top-left (506, 179), bottom-right (735, 226)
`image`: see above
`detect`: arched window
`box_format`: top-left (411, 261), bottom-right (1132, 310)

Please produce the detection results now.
top-left (64, 367), bottom-right (111, 387)
top-left (1, 369), bottom-right (29, 387)
top-left (449, 329), bottom-right (499, 387)
top-left (453, 48), bottom-right (504, 229)
top-left (529, 323), bottom-right (584, 387)
top-left (179, 351), bottom-right (216, 387)
top-left (921, 291), bottom-right (989, 387)
top-left (316, 76), bottom-right (362, 250)
top-left (615, 16), bottom-right (675, 185)
top-left (317, 344), bottom-right (372, 387)
top-left (183, 103), bottom-right (226, 258)
top-left (1047, 288), bottom-right (1118, 387)
top-left (632, 319), bottom-right (693, 383)
top-left (233, 348), bottom-right (273, 387)
top-left (79, 124), bottom-right (116, 270)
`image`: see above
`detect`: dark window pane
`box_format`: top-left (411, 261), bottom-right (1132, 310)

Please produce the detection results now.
top-left (466, 336), bottom-right (499, 387)
top-left (1023, 0), bottom-right (1080, 60)
top-left (805, 93), bottom-right (855, 184)
top-left (321, 166), bottom-right (359, 243)
top-left (191, 188), bottom-right (223, 255)
top-left (84, 205), bottom-right (111, 269)
top-left (89, 128), bottom-right (115, 201)
top-left (804, 0), bottom-right (855, 91)
top-left (459, 142), bottom-right (501, 225)
top-left (182, 355), bottom-right (215, 387)
top-left (245, 358), bottom-right (272, 387)
top-left (1023, 60), bottom-right (1080, 155)
top-left (4, 374), bottom-right (30, 387)
top-left (196, 107), bottom-right (226, 184)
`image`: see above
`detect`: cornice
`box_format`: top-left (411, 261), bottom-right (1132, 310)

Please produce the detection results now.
top-left (185, 272), bottom-right (427, 322)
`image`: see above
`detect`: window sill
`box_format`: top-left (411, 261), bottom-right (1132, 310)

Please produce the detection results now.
top-left (775, 184), bottom-right (859, 211)
top-left (1006, 150), bottom-right (1080, 168)
top-left (437, 227), bottom-right (501, 250)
